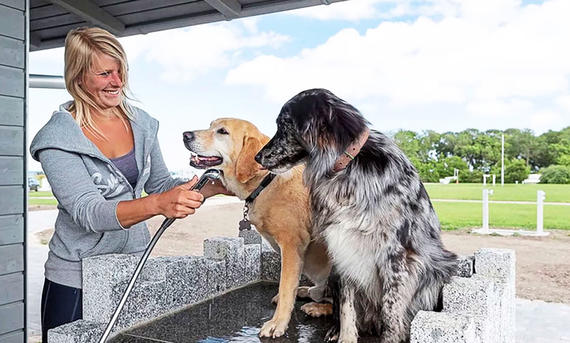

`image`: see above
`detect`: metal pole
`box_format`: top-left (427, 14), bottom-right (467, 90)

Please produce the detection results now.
top-left (501, 134), bottom-right (505, 186)
top-left (482, 189), bottom-right (489, 232)
top-left (29, 74), bottom-right (66, 89)
top-left (537, 190), bottom-right (545, 235)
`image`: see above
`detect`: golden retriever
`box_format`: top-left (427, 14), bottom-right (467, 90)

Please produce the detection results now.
top-left (183, 118), bottom-right (331, 338)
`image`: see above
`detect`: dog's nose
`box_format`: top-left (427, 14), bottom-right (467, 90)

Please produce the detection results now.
top-left (182, 131), bottom-right (194, 142)
top-left (254, 152), bottom-right (263, 165)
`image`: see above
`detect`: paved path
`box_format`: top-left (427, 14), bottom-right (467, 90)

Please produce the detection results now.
top-left (517, 299), bottom-right (570, 342)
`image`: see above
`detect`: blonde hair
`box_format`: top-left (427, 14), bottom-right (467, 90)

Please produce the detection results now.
top-left (64, 26), bottom-right (134, 139)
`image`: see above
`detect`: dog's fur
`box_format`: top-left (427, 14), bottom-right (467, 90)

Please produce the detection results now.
top-left (255, 89), bottom-right (458, 343)
top-left (183, 118), bottom-right (332, 338)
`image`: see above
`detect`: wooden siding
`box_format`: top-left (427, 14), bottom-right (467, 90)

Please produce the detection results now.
top-left (0, 0), bottom-right (26, 340)
top-left (0, 96), bottom-right (24, 126)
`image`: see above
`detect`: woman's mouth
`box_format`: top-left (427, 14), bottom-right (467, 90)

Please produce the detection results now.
top-left (103, 89), bottom-right (120, 95)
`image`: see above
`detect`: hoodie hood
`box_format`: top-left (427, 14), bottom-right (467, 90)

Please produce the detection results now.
top-left (30, 101), bottom-right (159, 162)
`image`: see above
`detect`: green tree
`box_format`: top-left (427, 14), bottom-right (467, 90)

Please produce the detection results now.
top-left (540, 165), bottom-right (570, 184)
top-left (504, 159), bottom-right (530, 183)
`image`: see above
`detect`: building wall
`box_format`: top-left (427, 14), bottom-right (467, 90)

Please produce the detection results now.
top-left (0, 0), bottom-right (27, 342)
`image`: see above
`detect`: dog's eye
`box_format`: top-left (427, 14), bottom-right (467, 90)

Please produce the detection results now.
top-left (217, 128), bottom-right (229, 135)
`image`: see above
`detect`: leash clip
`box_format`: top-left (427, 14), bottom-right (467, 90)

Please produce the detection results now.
top-left (239, 203), bottom-right (252, 231)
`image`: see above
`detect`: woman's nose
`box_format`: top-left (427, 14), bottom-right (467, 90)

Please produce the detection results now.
top-left (110, 72), bottom-right (123, 86)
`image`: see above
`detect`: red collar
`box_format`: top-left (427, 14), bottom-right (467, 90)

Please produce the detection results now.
top-left (333, 128), bottom-right (369, 172)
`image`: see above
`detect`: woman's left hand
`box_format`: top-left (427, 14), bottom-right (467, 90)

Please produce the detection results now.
top-left (200, 179), bottom-right (234, 199)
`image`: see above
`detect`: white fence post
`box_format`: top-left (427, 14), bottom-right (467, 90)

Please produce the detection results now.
top-left (537, 190), bottom-right (545, 235)
top-left (482, 189), bottom-right (493, 232)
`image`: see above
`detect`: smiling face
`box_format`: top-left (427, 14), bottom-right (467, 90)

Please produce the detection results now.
top-left (82, 52), bottom-right (123, 111)
top-left (183, 118), bottom-right (269, 185)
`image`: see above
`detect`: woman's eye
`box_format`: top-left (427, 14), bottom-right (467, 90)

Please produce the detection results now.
top-left (99, 71), bottom-right (111, 77)
top-left (217, 128), bottom-right (229, 135)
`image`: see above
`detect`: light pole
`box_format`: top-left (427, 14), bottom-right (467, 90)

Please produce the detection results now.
top-left (501, 134), bottom-right (505, 186)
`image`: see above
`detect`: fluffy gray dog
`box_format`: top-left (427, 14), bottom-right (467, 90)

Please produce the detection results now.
top-left (255, 88), bottom-right (458, 343)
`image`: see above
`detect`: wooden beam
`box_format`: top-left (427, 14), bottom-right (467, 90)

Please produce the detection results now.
top-left (204, 0), bottom-right (242, 19)
top-left (48, 0), bottom-right (125, 35)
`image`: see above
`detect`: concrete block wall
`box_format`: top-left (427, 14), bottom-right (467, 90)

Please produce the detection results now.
top-left (411, 248), bottom-right (516, 343)
top-left (49, 230), bottom-right (515, 343)
top-left (49, 230), bottom-right (278, 342)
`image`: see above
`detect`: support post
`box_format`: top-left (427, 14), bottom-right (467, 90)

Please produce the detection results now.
top-left (501, 134), bottom-right (505, 187)
top-left (537, 190), bottom-right (545, 235)
top-left (482, 189), bottom-right (493, 233)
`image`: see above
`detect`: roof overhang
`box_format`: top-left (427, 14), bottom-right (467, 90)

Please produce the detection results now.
top-left (30, 0), bottom-right (345, 51)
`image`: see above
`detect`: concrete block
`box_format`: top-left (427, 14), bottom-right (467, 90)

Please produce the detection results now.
top-left (244, 244), bottom-right (261, 284)
top-left (206, 258), bottom-right (227, 296)
top-left (162, 256), bottom-right (210, 306)
top-left (49, 320), bottom-right (105, 343)
top-left (456, 255), bottom-right (474, 278)
top-left (203, 237), bottom-right (247, 288)
top-left (82, 254), bottom-right (139, 323)
top-left (474, 249), bottom-right (516, 343)
top-left (443, 275), bottom-right (501, 342)
top-left (474, 248), bottom-right (516, 284)
top-left (261, 249), bottom-right (281, 282)
top-left (239, 228), bottom-right (262, 244)
top-left (410, 311), bottom-right (478, 343)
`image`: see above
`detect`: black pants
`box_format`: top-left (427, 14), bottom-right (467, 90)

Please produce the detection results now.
top-left (41, 278), bottom-right (82, 342)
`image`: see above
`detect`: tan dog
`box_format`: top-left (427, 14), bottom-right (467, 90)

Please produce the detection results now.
top-left (183, 118), bottom-right (332, 338)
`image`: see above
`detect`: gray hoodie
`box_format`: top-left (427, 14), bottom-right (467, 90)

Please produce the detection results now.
top-left (30, 102), bottom-right (183, 288)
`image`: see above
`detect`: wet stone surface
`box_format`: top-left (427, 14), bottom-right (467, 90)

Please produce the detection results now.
top-left (110, 282), bottom-right (379, 343)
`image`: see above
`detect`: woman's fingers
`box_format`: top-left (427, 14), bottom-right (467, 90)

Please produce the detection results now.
top-left (158, 178), bottom-right (206, 218)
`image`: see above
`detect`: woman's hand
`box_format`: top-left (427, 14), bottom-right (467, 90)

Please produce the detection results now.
top-left (153, 176), bottom-right (205, 218)
top-left (200, 179), bottom-right (235, 198)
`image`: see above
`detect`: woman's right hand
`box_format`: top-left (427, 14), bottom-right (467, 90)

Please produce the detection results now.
top-left (152, 176), bottom-right (205, 218)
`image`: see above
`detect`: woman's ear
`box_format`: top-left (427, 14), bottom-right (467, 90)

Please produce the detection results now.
top-left (235, 135), bottom-right (264, 184)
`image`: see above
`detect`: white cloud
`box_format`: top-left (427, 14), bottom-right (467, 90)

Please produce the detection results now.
top-left (530, 110), bottom-right (563, 132)
top-left (290, 0), bottom-right (389, 21)
top-left (289, 0), bottom-right (523, 22)
top-left (555, 95), bottom-right (570, 112)
top-left (120, 22), bottom-right (290, 82)
top-left (226, 0), bottom-right (570, 125)
top-left (466, 99), bottom-right (533, 118)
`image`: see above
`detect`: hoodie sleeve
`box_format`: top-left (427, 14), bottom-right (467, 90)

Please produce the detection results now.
top-left (37, 148), bottom-right (125, 233)
top-left (144, 138), bottom-right (186, 195)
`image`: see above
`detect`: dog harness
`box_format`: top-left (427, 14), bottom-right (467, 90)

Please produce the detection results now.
top-left (239, 173), bottom-right (276, 231)
top-left (333, 128), bottom-right (370, 172)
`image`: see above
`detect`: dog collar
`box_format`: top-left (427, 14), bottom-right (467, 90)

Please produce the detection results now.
top-left (245, 173), bottom-right (276, 204)
top-left (333, 128), bottom-right (370, 172)
top-left (239, 173), bottom-right (276, 231)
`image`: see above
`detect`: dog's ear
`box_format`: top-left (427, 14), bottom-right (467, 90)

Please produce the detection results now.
top-left (236, 135), bottom-right (265, 184)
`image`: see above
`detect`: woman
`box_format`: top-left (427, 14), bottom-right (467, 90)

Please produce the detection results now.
top-left (29, 27), bottom-right (229, 341)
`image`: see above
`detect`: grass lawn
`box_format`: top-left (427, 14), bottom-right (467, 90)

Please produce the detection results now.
top-left (28, 191), bottom-right (55, 198)
top-left (433, 201), bottom-right (570, 230)
top-left (424, 183), bottom-right (570, 203)
top-left (28, 198), bottom-right (58, 206)
top-left (28, 187), bottom-right (570, 231)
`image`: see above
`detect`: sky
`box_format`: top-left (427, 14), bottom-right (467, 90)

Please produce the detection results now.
top-left (28, 0), bottom-right (570, 173)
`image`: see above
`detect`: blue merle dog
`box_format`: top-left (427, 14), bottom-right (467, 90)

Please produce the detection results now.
top-left (255, 89), bottom-right (458, 343)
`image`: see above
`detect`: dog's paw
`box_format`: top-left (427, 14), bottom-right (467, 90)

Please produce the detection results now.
top-left (296, 286), bottom-right (311, 298)
top-left (324, 325), bottom-right (339, 342)
top-left (301, 302), bottom-right (333, 317)
top-left (259, 318), bottom-right (288, 338)
top-left (271, 293), bottom-right (279, 304)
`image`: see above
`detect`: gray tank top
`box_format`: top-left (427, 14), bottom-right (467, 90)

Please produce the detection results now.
top-left (110, 148), bottom-right (139, 189)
